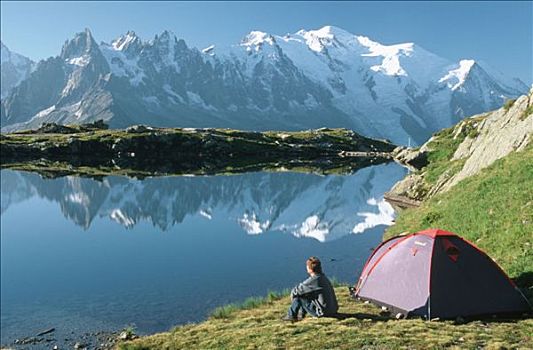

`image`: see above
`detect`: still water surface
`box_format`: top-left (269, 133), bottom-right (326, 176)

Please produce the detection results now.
top-left (1, 163), bottom-right (406, 345)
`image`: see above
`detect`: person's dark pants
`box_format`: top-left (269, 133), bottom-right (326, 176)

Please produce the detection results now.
top-left (287, 296), bottom-right (318, 318)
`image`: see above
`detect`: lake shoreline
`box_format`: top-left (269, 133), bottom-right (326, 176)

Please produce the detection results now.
top-left (1, 162), bottom-right (408, 350)
top-left (0, 124), bottom-right (417, 350)
top-left (2, 329), bottom-right (122, 350)
top-left (0, 125), bottom-right (409, 180)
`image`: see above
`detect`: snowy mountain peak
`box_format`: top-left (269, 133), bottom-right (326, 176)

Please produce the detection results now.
top-left (1, 40), bottom-right (33, 65)
top-left (111, 30), bottom-right (141, 51)
top-left (306, 25), bottom-right (355, 40)
top-left (60, 28), bottom-right (99, 62)
top-left (241, 31), bottom-right (276, 48)
top-left (439, 59), bottom-right (477, 90)
top-left (356, 36), bottom-right (418, 76)
top-left (459, 59), bottom-right (476, 69)
top-left (295, 25), bottom-right (357, 52)
top-left (357, 35), bottom-right (414, 54)
top-left (152, 30), bottom-right (188, 53)
top-left (1, 25), bottom-right (528, 145)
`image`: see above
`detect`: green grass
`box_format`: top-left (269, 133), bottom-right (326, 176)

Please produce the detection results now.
top-left (210, 290), bottom-right (290, 319)
top-left (521, 105), bottom-right (533, 121)
top-left (409, 115), bottom-right (486, 198)
top-left (209, 281), bottom-right (344, 320)
top-left (119, 287), bottom-right (532, 350)
top-left (423, 129), bottom-right (462, 185)
top-left (386, 145), bottom-right (533, 280)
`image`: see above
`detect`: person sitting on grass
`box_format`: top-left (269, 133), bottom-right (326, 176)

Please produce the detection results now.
top-left (283, 256), bottom-right (339, 321)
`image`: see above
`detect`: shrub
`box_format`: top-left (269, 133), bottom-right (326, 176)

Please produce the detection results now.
top-left (421, 211), bottom-right (443, 226)
top-left (503, 98), bottom-right (516, 111)
top-left (520, 105), bottom-right (533, 121)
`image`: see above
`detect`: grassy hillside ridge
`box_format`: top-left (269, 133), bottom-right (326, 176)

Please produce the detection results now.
top-left (1, 125), bottom-right (396, 177)
top-left (389, 90), bottom-right (531, 202)
top-left (386, 144), bottom-right (532, 281)
top-left (387, 115), bottom-right (487, 201)
top-left (385, 91), bottom-right (532, 281)
top-left (1, 124), bottom-right (395, 159)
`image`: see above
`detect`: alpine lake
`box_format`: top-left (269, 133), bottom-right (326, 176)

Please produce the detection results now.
top-left (1, 162), bottom-right (407, 348)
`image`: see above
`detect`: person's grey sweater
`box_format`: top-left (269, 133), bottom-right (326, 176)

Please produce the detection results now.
top-left (291, 273), bottom-right (339, 317)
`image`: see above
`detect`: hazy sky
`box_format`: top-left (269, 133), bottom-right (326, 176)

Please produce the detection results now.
top-left (1, 1), bottom-right (531, 84)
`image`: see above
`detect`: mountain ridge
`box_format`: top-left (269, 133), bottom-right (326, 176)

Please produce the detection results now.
top-left (0, 40), bottom-right (34, 98)
top-left (1, 26), bottom-right (528, 144)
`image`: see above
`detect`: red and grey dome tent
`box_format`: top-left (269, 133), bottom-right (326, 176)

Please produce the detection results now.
top-left (354, 229), bottom-right (531, 319)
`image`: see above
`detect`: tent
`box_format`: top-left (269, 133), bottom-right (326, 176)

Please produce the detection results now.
top-left (353, 228), bottom-right (531, 319)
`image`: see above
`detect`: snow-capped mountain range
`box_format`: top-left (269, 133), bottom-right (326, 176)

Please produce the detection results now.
top-left (0, 26), bottom-right (528, 144)
top-left (1, 163), bottom-right (407, 242)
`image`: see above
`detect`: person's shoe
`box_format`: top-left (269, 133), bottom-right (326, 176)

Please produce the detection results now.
top-left (281, 315), bottom-right (298, 322)
top-left (297, 311), bottom-right (306, 320)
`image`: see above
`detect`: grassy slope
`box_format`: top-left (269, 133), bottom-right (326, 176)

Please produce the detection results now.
top-left (413, 115), bottom-right (485, 198)
top-left (121, 146), bottom-right (533, 349)
top-left (385, 144), bottom-right (533, 280)
top-left (121, 287), bottom-right (532, 349)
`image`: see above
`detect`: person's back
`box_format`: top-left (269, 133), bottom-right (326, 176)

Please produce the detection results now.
top-left (314, 273), bottom-right (338, 316)
top-left (283, 257), bottom-right (339, 321)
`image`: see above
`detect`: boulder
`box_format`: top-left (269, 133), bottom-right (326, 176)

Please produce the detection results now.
top-left (36, 123), bottom-right (76, 134)
top-left (393, 147), bottom-right (428, 170)
top-left (126, 125), bottom-right (153, 133)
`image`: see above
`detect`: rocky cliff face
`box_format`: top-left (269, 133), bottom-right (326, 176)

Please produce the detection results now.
top-left (388, 89), bottom-right (532, 202)
top-left (0, 41), bottom-right (34, 98)
top-left (441, 92), bottom-right (531, 190)
top-left (1, 27), bottom-right (527, 145)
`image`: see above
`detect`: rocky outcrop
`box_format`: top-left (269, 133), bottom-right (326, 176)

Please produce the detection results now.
top-left (392, 147), bottom-right (428, 170)
top-left (441, 92), bottom-right (532, 191)
top-left (385, 173), bottom-right (425, 208)
top-left (29, 120), bottom-right (109, 134)
top-left (387, 89), bottom-right (533, 202)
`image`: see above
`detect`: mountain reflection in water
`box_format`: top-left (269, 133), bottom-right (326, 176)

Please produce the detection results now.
top-left (1, 163), bottom-right (406, 242)
top-left (1, 163), bottom-right (406, 347)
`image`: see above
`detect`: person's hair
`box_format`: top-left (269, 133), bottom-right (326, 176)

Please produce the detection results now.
top-left (306, 256), bottom-right (323, 274)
